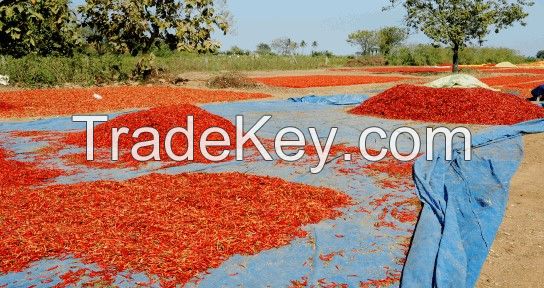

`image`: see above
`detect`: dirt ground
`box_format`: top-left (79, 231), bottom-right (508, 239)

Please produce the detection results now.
top-left (477, 133), bottom-right (544, 287)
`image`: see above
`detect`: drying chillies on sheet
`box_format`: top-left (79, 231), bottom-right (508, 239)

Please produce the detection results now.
top-left (0, 172), bottom-right (351, 286)
top-left (349, 84), bottom-right (544, 125)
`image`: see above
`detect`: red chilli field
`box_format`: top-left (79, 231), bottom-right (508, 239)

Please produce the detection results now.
top-left (252, 75), bottom-right (408, 88)
top-left (0, 86), bottom-right (270, 119)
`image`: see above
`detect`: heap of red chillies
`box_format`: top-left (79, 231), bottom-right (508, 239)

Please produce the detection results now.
top-left (0, 86), bottom-right (270, 119)
top-left (0, 172), bottom-right (351, 286)
top-left (349, 84), bottom-right (544, 125)
top-left (63, 104), bottom-right (238, 166)
top-left (252, 75), bottom-right (406, 88)
top-left (0, 101), bottom-right (15, 111)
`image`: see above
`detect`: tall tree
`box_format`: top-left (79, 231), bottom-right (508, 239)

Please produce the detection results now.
top-left (270, 37), bottom-right (298, 55)
top-left (79, 0), bottom-right (230, 56)
top-left (0, 0), bottom-right (81, 57)
top-left (300, 40), bottom-right (307, 55)
top-left (387, 0), bottom-right (534, 72)
top-left (377, 26), bottom-right (407, 55)
top-left (347, 30), bottom-right (378, 55)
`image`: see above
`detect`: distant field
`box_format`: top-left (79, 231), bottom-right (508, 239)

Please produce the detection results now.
top-left (0, 46), bottom-right (536, 87)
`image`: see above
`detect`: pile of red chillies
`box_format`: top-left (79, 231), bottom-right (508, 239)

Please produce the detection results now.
top-left (349, 84), bottom-right (544, 125)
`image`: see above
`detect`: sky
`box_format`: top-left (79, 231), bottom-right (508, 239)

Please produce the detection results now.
top-left (72, 0), bottom-right (544, 56)
top-left (216, 0), bottom-right (544, 56)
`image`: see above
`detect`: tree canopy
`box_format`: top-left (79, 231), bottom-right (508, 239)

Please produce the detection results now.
top-left (79, 0), bottom-right (230, 56)
top-left (347, 30), bottom-right (378, 55)
top-left (0, 0), bottom-right (81, 57)
top-left (378, 26), bottom-right (407, 55)
top-left (388, 0), bottom-right (534, 72)
top-left (347, 27), bottom-right (407, 56)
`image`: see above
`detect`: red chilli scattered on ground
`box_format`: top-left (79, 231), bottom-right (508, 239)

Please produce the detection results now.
top-left (63, 104), bottom-right (238, 167)
top-left (0, 172), bottom-right (352, 286)
top-left (252, 75), bottom-right (406, 88)
top-left (359, 269), bottom-right (402, 288)
top-left (0, 147), bottom-right (62, 188)
top-left (480, 75), bottom-right (544, 87)
top-left (349, 84), bottom-right (544, 125)
top-left (0, 86), bottom-right (270, 119)
top-left (362, 66), bottom-right (451, 74)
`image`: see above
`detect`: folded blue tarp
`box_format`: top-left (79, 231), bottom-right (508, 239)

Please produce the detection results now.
top-left (402, 118), bottom-right (544, 288)
top-left (288, 94), bottom-right (368, 105)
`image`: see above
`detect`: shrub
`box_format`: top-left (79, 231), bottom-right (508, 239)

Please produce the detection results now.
top-left (346, 56), bottom-right (387, 66)
top-left (386, 45), bottom-right (528, 66)
top-left (206, 72), bottom-right (258, 89)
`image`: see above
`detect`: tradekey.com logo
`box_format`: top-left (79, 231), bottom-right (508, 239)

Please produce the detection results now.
top-left (73, 115), bottom-right (473, 174)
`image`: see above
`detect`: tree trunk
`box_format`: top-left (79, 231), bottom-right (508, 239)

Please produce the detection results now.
top-left (452, 44), bottom-right (460, 73)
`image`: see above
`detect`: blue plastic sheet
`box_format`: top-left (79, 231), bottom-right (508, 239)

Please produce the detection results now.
top-left (402, 118), bottom-right (544, 288)
top-left (1, 98), bottom-right (542, 287)
top-left (288, 94), bottom-right (368, 105)
top-left (0, 100), bottom-right (421, 287)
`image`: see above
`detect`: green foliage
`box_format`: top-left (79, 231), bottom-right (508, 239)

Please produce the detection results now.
top-left (388, 0), bottom-right (534, 71)
top-left (226, 46), bottom-right (250, 56)
top-left (537, 50), bottom-right (544, 59)
top-left (377, 27), bottom-right (407, 55)
top-left (0, 54), bottom-right (132, 86)
top-left (78, 0), bottom-right (230, 56)
top-left (347, 30), bottom-right (378, 55)
top-left (0, 53), bottom-right (350, 86)
top-left (255, 43), bottom-right (273, 55)
top-left (132, 54), bottom-right (160, 81)
top-left (311, 50), bottom-right (334, 57)
top-left (386, 44), bottom-right (528, 66)
top-left (0, 0), bottom-right (81, 57)
top-left (347, 27), bottom-right (407, 55)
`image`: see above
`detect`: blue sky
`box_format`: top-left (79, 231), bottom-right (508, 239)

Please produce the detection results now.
top-left (72, 0), bottom-right (544, 56)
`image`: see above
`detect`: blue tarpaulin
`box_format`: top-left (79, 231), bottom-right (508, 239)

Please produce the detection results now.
top-left (402, 118), bottom-right (544, 288)
top-left (0, 96), bottom-right (542, 287)
top-left (288, 94), bottom-right (368, 105)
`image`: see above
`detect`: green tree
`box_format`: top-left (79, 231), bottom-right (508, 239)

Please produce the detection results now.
top-left (79, 0), bottom-right (230, 56)
top-left (300, 40), bottom-right (307, 54)
top-left (311, 41), bottom-right (318, 50)
top-left (377, 26), bottom-right (407, 55)
top-left (255, 43), bottom-right (273, 55)
top-left (387, 0), bottom-right (534, 72)
top-left (537, 50), bottom-right (544, 59)
top-left (347, 30), bottom-right (378, 55)
top-left (226, 46), bottom-right (249, 55)
top-left (0, 0), bottom-right (81, 57)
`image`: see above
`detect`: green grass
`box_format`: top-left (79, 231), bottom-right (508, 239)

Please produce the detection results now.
top-left (0, 46), bottom-right (533, 87)
top-left (0, 53), bottom-right (349, 87)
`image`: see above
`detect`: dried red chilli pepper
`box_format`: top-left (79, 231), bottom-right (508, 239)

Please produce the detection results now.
top-left (0, 86), bottom-right (270, 119)
top-left (252, 75), bottom-right (407, 88)
top-left (0, 172), bottom-right (351, 286)
top-left (350, 84), bottom-right (544, 125)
